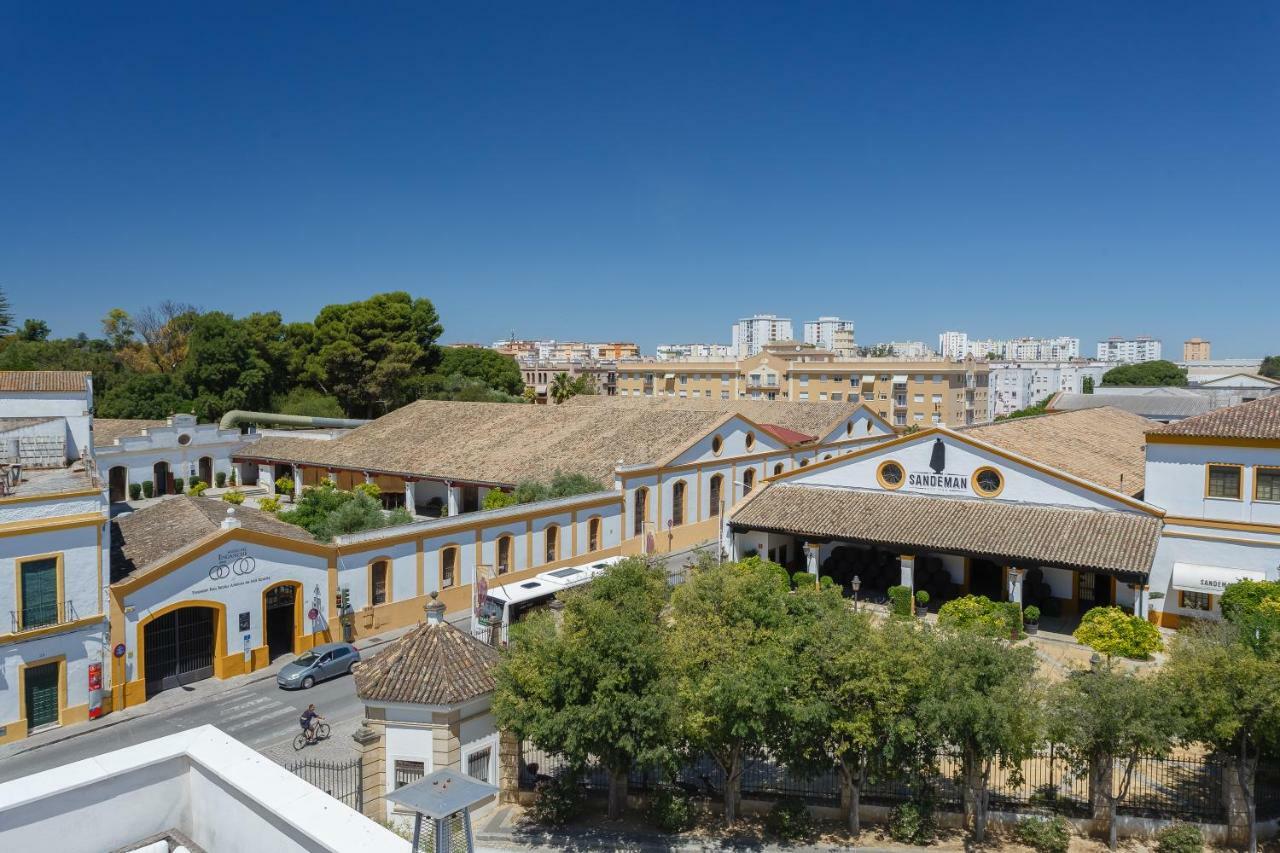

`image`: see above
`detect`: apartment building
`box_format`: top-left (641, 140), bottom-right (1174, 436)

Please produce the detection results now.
top-left (731, 314), bottom-right (793, 358)
top-left (1097, 335), bottom-right (1163, 363)
top-left (879, 341), bottom-right (935, 359)
top-left (941, 332), bottom-right (1080, 361)
top-left (802, 316), bottom-right (854, 352)
top-left (591, 342), bottom-right (640, 360)
top-left (613, 343), bottom-right (989, 428)
top-left (492, 339), bottom-right (638, 363)
top-left (987, 361), bottom-right (1108, 419)
top-left (1183, 338), bottom-right (1211, 361)
top-left (938, 331), bottom-right (969, 360)
top-left (520, 361), bottom-right (619, 402)
top-left (656, 343), bottom-right (735, 361)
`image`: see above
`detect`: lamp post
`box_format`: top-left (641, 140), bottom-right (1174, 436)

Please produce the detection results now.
top-left (851, 575), bottom-right (862, 612)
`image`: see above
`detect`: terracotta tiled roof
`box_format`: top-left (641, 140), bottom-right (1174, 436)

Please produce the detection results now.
top-left (757, 423), bottom-right (817, 445)
top-left (960, 407), bottom-right (1150, 496)
top-left (1149, 395), bottom-right (1280, 441)
top-left (730, 484), bottom-right (1161, 578)
top-left (93, 418), bottom-right (167, 447)
top-left (0, 417), bottom-right (59, 432)
top-left (353, 608), bottom-right (499, 705)
top-left (564, 395), bottom-right (875, 439)
top-left (111, 495), bottom-right (316, 583)
top-left (0, 371), bottom-right (90, 392)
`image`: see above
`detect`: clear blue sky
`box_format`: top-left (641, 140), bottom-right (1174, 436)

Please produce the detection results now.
top-left (2, 2), bottom-right (1277, 355)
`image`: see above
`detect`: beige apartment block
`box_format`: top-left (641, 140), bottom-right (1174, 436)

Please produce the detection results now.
top-left (613, 343), bottom-right (989, 428)
top-left (1183, 338), bottom-right (1211, 361)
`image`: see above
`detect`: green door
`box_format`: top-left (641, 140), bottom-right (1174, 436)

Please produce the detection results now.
top-left (24, 662), bottom-right (59, 730)
top-left (20, 558), bottom-right (58, 629)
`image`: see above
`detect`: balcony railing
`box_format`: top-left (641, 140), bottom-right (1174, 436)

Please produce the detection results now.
top-left (10, 600), bottom-right (76, 634)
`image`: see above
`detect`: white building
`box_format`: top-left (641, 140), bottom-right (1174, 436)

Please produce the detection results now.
top-left (987, 361), bottom-right (1108, 419)
top-left (0, 371), bottom-right (93, 461)
top-left (94, 414), bottom-right (251, 502)
top-left (939, 331), bottom-right (969, 361)
top-left (1097, 335), bottom-right (1163, 363)
top-left (803, 317), bottom-right (854, 352)
top-left (941, 334), bottom-right (1080, 362)
top-left (880, 341), bottom-right (935, 359)
top-left (731, 314), bottom-right (793, 358)
top-left (655, 343), bottom-right (735, 361)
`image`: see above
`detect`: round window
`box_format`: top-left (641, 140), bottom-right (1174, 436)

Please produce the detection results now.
top-left (974, 467), bottom-right (1004, 497)
top-left (177, 434), bottom-right (192, 446)
top-left (877, 460), bottom-right (905, 490)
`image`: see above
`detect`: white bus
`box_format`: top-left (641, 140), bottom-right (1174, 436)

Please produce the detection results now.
top-left (473, 556), bottom-right (624, 644)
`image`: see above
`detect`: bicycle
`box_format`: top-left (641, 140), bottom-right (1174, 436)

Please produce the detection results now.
top-left (293, 720), bottom-right (331, 750)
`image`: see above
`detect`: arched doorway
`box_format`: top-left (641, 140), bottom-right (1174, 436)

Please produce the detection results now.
top-left (153, 461), bottom-right (170, 497)
top-left (198, 456), bottom-right (213, 487)
top-left (108, 466), bottom-right (128, 503)
top-left (142, 605), bottom-right (219, 697)
top-left (263, 582), bottom-right (301, 661)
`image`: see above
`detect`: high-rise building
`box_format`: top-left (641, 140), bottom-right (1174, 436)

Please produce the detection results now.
top-left (1183, 338), bottom-right (1212, 361)
top-left (987, 361), bottom-right (1108, 419)
top-left (731, 314), bottom-right (794, 358)
top-left (939, 331), bottom-right (969, 361)
top-left (831, 328), bottom-right (858, 358)
top-left (1097, 336), bottom-right (1163, 364)
top-left (940, 333), bottom-right (1080, 361)
top-left (879, 341), bottom-right (935, 359)
top-left (803, 316), bottom-right (854, 352)
top-left (655, 343), bottom-right (735, 361)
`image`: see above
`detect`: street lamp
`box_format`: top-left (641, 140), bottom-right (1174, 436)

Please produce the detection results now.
top-left (851, 575), bottom-right (862, 612)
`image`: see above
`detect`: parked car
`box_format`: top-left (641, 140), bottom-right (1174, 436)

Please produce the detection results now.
top-left (276, 642), bottom-right (361, 690)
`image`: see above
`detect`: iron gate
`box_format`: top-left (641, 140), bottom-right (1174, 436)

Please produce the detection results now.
top-left (143, 606), bottom-right (215, 697)
top-left (288, 756), bottom-right (363, 811)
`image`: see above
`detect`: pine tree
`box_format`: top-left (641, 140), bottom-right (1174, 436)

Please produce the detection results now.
top-left (0, 287), bottom-right (13, 335)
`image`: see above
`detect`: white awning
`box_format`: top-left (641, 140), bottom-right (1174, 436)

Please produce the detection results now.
top-left (1171, 562), bottom-right (1266, 595)
top-left (892, 374), bottom-right (908, 383)
top-left (663, 373), bottom-right (675, 380)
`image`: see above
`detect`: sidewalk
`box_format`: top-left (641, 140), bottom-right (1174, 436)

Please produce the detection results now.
top-left (0, 616), bottom-right (435, 761)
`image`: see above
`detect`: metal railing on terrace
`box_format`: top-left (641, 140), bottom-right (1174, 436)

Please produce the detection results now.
top-left (11, 600), bottom-right (77, 634)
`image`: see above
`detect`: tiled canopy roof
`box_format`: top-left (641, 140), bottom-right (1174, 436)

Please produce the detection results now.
top-left (961, 407), bottom-right (1150, 496)
top-left (564, 395), bottom-right (874, 439)
top-left (1048, 392), bottom-right (1214, 421)
top-left (0, 370), bottom-right (90, 392)
top-left (93, 418), bottom-right (167, 447)
top-left (730, 484), bottom-right (1161, 578)
top-left (1149, 395), bottom-right (1280, 441)
top-left (353, 608), bottom-right (499, 706)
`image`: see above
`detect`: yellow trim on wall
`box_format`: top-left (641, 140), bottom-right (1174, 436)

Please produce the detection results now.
top-left (0, 487), bottom-right (102, 506)
top-left (1163, 515), bottom-right (1280, 535)
top-left (13, 551), bottom-right (65, 634)
top-left (1147, 433), bottom-right (1280, 449)
top-left (127, 599), bottom-right (229, 707)
top-left (260, 580), bottom-right (304, 666)
top-left (366, 555), bottom-right (394, 606)
top-left (0, 614), bottom-right (104, 645)
top-left (971, 466), bottom-right (1005, 498)
top-left (1253, 465), bottom-right (1280, 503)
top-left (1204, 462), bottom-right (1244, 501)
top-left (876, 460), bottom-right (905, 491)
top-left (439, 544), bottom-right (460, 590)
top-left (670, 479), bottom-right (688, 527)
top-left (17, 654), bottom-right (67, 735)
top-left (0, 512), bottom-right (105, 537)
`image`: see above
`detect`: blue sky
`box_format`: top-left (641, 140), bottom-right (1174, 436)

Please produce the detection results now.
top-left (2, 2), bottom-right (1277, 355)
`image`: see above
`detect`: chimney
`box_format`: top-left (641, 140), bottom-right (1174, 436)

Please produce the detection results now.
top-left (425, 591), bottom-right (446, 625)
top-left (221, 507), bottom-right (241, 530)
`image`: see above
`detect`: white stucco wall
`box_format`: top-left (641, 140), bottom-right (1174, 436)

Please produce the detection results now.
top-left (1145, 442), bottom-right (1280, 524)
top-left (0, 521), bottom-right (104, 629)
top-left (0, 391), bottom-right (91, 459)
top-left (0, 623), bottom-right (107, 728)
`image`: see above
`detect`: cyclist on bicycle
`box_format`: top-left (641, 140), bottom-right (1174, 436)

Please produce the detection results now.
top-left (299, 704), bottom-right (322, 743)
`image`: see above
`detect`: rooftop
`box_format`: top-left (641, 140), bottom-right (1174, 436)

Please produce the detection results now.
top-left (1, 464), bottom-right (95, 499)
top-left (731, 484), bottom-right (1161, 578)
top-left (111, 495), bottom-right (317, 583)
top-left (93, 418), bottom-right (167, 447)
top-left (0, 370), bottom-right (90, 393)
top-left (1047, 391), bottom-right (1214, 421)
top-left (1149, 394), bottom-right (1280, 441)
top-left (564, 395), bottom-right (873, 439)
top-left (961, 407), bottom-right (1151, 496)
top-left (0, 417), bottom-right (59, 433)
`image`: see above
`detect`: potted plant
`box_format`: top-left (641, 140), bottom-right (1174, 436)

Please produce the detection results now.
top-left (275, 476), bottom-right (295, 502)
top-left (1023, 605), bottom-right (1041, 635)
top-left (915, 589), bottom-right (930, 617)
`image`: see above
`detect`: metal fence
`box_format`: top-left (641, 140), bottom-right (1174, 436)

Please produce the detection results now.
top-left (517, 741), bottom-right (1280, 825)
top-left (287, 756), bottom-right (363, 812)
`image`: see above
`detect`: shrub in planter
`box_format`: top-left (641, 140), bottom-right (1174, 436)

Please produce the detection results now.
top-left (188, 480), bottom-right (208, 496)
top-left (1024, 605), bottom-right (1041, 635)
top-left (888, 585), bottom-right (913, 618)
top-left (172, 477), bottom-right (185, 494)
top-left (1016, 815), bottom-right (1071, 853)
top-left (765, 798), bottom-right (812, 841)
top-left (141, 480), bottom-right (154, 499)
top-left (228, 469), bottom-right (236, 486)
top-left (937, 594), bottom-right (1020, 638)
top-left (128, 483), bottom-right (142, 501)
top-left (259, 496), bottom-right (282, 514)
top-left (645, 785), bottom-right (696, 833)
top-left (1073, 606), bottom-right (1162, 660)
top-left (915, 589), bottom-right (930, 616)
top-left (275, 476), bottom-right (295, 497)
top-left (792, 571), bottom-right (815, 590)
top-left (529, 774), bottom-right (584, 826)
top-left (222, 490), bottom-right (245, 505)
top-left (215, 471), bottom-right (227, 488)
top-left (888, 801), bottom-right (935, 844)
top-left (1155, 823), bottom-right (1204, 853)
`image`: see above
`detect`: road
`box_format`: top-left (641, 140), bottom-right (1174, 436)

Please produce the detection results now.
top-left (0, 664), bottom-right (366, 783)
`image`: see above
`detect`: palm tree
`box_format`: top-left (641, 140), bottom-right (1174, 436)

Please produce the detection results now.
top-left (549, 372), bottom-right (576, 404)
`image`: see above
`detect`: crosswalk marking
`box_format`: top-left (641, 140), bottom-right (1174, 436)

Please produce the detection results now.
top-left (223, 704), bottom-right (301, 733)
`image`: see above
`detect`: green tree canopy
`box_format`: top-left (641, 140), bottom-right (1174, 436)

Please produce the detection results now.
top-left (179, 311), bottom-right (275, 420)
top-left (433, 347), bottom-right (524, 396)
top-left (1260, 356), bottom-right (1280, 380)
top-left (1101, 359), bottom-right (1187, 387)
top-left (16, 319), bottom-right (50, 342)
top-left (493, 557), bottom-right (674, 819)
top-left (0, 286), bottom-right (12, 335)
top-left (275, 482), bottom-right (411, 541)
top-left (271, 387), bottom-right (346, 419)
top-left (96, 372), bottom-right (191, 419)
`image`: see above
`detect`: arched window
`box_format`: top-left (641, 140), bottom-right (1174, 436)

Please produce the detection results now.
top-left (773, 463), bottom-right (784, 476)
top-left (709, 474), bottom-right (723, 517)
top-left (588, 517), bottom-right (601, 551)
top-left (743, 468), bottom-right (755, 494)
top-left (634, 487), bottom-right (648, 536)
top-left (545, 525), bottom-right (559, 563)
top-left (496, 536), bottom-right (512, 575)
top-left (371, 559), bottom-right (390, 605)
top-left (671, 481), bottom-right (686, 526)
top-left (440, 547), bottom-right (457, 590)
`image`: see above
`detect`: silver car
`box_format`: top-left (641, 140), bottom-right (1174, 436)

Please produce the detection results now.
top-left (276, 642), bottom-right (361, 690)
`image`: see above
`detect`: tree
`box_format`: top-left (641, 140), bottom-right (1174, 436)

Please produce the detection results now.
top-left (549, 372), bottom-right (577, 404)
top-left (777, 612), bottom-right (937, 833)
top-left (16, 319), bottom-right (50, 342)
top-left (0, 286), bottom-right (12, 335)
top-left (1047, 667), bottom-right (1181, 849)
top-left (1165, 623), bottom-right (1280, 853)
top-left (493, 558), bottom-right (674, 819)
top-left (1082, 375), bottom-right (1095, 394)
top-left (997, 394), bottom-right (1053, 421)
top-left (1259, 356), bottom-right (1280, 380)
top-left (101, 308), bottom-right (136, 350)
top-left (96, 372), bottom-right (191, 419)
top-left (1101, 360), bottom-right (1187, 387)
top-left (179, 311), bottom-right (275, 420)
top-left (275, 482), bottom-right (410, 541)
top-left (126, 300), bottom-right (199, 373)
top-left (303, 292), bottom-right (442, 417)
top-left (433, 347), bottom-right (524, 396)
top-left (1073, 606), bottom-right (1162, 661)
top-left (666, 556), bottom-right (794, 823)
top-left (272, 387), bottom-right (346, 419)
top-left (924, 629), bottom-right (1041, 841)
top-left (510, 471), bottom-right (605, 504)
top-left (482, 489), bottom-right (517, 510)
top-left (1220, 579), bottom-right (1280, 658)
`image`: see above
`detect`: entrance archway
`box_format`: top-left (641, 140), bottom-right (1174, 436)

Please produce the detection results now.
top-left (108, 466), bottom-right (128, 503)
top-left (1076, 572), bottom-right (1114, 613)
top-left (198, 456), bottom-right (213, 487)
top-left (142, 604), bottom-right (219, 697)
top-left (153, 461), bottom-right (170, 497)
top-left (263, 582), bottom-right (301, 661)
